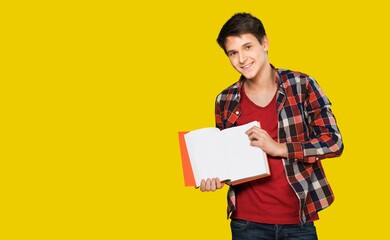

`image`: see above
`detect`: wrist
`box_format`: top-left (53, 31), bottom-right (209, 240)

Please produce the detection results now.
top-left (277, 143), bottom-right (288, 158)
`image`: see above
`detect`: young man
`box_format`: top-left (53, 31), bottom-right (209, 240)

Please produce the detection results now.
top-left (199, 13), bottom-right (343, 239)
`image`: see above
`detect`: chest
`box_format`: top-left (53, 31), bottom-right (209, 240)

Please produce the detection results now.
top-left (245, 88), bottom-right (277, 108)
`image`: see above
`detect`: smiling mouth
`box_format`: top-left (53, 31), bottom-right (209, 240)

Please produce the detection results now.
top-left (241, 62), bottom-right (254, 69)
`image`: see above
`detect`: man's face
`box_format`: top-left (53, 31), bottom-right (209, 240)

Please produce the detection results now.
top-left (224, 33), bottom-right (269, 80)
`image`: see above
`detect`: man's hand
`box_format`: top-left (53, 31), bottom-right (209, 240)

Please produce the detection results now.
top-left (199, 177), bottom-right (225, 192)
top-left (245, 125), bottom-right (288, 158)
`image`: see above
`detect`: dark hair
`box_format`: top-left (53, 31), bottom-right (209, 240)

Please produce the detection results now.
top-left (217, 13), bottom-right (267, 54)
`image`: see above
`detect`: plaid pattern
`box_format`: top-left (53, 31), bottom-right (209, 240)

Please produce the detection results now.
top-left (215, 66), bottom-right (344, 224)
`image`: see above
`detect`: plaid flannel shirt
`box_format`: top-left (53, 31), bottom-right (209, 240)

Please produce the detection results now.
top-left (215, 66), bottom-right (344, 224)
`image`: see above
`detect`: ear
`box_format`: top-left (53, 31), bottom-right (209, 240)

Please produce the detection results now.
top-left (261, 35), bottom-right (269, 51)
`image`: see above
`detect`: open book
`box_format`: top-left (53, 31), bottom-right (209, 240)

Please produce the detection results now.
top-left (178, 121), bottom-right (270, 188)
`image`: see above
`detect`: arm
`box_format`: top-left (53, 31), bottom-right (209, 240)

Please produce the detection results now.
top-left (245, 77), bottom-right (343, 163)
top-left (285, 77), bottom-right (343, 163)
top-left (215, 93), bottom-right (224, 130)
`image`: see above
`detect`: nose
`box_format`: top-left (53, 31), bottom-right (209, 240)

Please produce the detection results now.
top-left (238, 52), bottom-right (247, 64)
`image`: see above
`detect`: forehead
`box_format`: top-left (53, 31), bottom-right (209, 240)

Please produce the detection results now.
top-left (225, 33), bottom-right (259, 51)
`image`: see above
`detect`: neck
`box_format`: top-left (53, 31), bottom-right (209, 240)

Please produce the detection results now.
top-left (245, 64), bottom-right (275, 91)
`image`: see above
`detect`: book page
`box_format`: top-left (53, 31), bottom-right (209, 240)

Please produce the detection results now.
top-left (184, 128), bottom-right (230, 187)
top-left (220, 121), bottom-right (269, 183)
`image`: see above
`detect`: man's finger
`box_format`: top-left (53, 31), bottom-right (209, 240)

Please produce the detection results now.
top-left (205, 178), bottom-right (211, 191)
top-left (216, 178), bottom-right (222, 189)
top-left (211, 178), bottom-right (217, 191)
top-left (200, 179), bottom-right (206, 192)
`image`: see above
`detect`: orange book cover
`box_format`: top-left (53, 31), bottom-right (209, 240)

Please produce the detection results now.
top-left (178, 131), bottom-right (196, 187)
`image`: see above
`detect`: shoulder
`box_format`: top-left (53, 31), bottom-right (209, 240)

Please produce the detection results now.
top-left (276, 68), bottom-right (325, 101)
top-left (215, 78), bottom-right (242, 103)
top-left (277, 68), bottom-right (314, 85)
top-left (277, 68), bottom-right (323, 93)
top-left (277, 68), bottom-right (329, 106)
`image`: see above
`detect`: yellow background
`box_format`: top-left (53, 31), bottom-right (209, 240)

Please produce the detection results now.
top-left (1, 1), bottom-right (389, 239)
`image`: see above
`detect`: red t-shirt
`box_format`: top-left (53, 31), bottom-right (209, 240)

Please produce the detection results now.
top-left (231, 85), bottom-right (318, 224)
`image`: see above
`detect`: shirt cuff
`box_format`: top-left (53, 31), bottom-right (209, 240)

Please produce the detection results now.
top-left (286, 142), bottom-right (304, 161)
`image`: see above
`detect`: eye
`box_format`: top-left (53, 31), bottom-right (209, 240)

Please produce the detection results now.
top-left (228, 52), bottom-right (237, 57)
top-left (245, 45), bottom-right (252, 50)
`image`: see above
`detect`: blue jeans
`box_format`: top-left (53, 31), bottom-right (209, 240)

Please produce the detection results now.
top-left (231, 219), bottom-right (318, 240)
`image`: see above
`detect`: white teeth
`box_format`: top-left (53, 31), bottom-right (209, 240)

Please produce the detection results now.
top-left (242, 63), bottom-right (253, 69)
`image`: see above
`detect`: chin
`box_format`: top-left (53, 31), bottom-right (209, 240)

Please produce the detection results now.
top-left (242, 73), bottom-right (255, 80)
